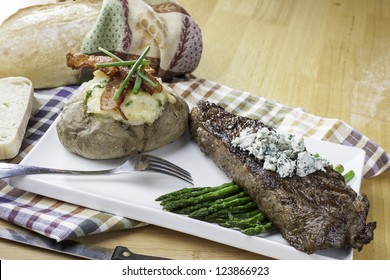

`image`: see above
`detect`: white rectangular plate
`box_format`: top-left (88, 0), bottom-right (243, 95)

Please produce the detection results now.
top-left (10, 115), bottom-right (365, 260)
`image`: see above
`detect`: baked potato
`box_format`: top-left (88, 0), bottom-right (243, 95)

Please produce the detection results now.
top-left (56, 51), bottom-right (189, 159)
top-left (56, 82), bottom-right (189, 159)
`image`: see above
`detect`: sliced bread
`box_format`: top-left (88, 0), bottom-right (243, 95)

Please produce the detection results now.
top-left (0, 77), bottom-right (37, 159)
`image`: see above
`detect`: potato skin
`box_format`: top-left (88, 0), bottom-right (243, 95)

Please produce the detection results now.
top-left (56, 87), bottom-right (189, 159)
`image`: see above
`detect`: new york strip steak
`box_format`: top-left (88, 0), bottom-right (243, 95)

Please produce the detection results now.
top-left (189, 100), bottom-right (376, 254)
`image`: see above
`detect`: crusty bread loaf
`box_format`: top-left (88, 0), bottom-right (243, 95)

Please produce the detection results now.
top-left (0, 0), bottom-right (102, 89)
top-left (0, 77), bottom-right (37, 159)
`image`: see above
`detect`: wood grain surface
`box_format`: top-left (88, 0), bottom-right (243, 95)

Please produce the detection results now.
top-left (0, 0), bottom-right (389, 260)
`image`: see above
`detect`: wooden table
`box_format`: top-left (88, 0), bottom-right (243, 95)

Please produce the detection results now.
top-left (0, 0), bottom-right (389, 260)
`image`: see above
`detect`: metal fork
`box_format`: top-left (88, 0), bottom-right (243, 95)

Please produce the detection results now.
top-left (0, 154), bottom-right (193, 185)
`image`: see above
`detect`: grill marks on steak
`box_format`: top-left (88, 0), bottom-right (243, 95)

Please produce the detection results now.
top-left (189, 100), bottom-right (376, 254)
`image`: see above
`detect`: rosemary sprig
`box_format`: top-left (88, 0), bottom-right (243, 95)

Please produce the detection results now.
top-left (113, 46), bottom-right (151, 101)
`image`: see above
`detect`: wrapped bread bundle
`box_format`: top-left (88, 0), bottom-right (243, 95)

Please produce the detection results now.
top-left (0, 0), bottom-right (202, 88)
top-left (81, 0), bottom-right (202, 80)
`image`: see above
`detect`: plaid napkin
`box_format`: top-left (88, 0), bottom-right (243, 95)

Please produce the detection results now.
top-left (1, 79), bottom-right (389, 241)
top-left (0, 86), bottom-right (144, 241)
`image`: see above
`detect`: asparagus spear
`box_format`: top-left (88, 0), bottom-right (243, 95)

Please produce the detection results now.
top-left (176, 191), bottom-right (247, 214)
top-left (162, 183), bottom-right (241, 211)
top-left (229, 209), bottom-right (263, 219)
top-left (156, 187), bottom-right (204, 201)
top-left (219, 212), bottom-right (265, 229)
top-left (189, 196), bottom-right (253, 218)
top-left (175, 199), bottom-right (216, 214)
top-left (156, 182), bottom-right (233, 202)
top-left (204, 201), bottom-right (258, 222)
top-left (242, 222), bottom-right (273, 236)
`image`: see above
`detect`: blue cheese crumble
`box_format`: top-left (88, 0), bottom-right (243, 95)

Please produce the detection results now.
top-left (231, 127), bottom-right (329, 178)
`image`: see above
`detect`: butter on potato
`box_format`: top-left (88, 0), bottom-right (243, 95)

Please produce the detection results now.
top-left (84, 70), bottom-right (176, 125)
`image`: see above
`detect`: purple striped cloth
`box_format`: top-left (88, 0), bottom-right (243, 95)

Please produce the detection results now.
top-left (1, 86), bottom-right (143, 241)
top-left (0, 79), bottom-right (389, 241)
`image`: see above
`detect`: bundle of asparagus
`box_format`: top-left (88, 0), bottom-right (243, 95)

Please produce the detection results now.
top-left (156, 182), bottom-right (273, 236)
top-left (156, 165), bottom-right (354, 236)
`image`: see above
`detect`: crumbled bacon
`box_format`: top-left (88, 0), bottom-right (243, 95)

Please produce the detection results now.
top-left (66, 52), bottom-right (163, 120)
top-left (142, 70), bottom-right (163, 93)
top-left (100, 77), bottom-right (125, 110)
top-left (66, 52), bottom-right (121, 76)
top-left (66, 52), bottom-right (162, 95)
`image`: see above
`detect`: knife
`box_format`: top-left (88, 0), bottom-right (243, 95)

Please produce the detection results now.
top-left (0, 227), bottom-right (170, 260)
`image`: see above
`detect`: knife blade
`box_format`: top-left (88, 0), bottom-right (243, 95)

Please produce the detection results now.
top-left (0, 227), bottom-right (170, 260)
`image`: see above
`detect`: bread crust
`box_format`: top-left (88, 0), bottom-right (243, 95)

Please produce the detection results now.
top-left (0, 77), bottom-right (36, 159)
top-left (0, 0), bottom-right (102, 88)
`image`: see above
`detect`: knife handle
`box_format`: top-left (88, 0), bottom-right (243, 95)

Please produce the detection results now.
top-left (111, 246), bottom-right (171, 260)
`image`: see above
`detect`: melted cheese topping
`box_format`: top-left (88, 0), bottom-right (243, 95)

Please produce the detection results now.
top-left (82, 70), bottom-right (176, 125)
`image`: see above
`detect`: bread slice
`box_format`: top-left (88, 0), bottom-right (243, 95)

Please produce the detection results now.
top-left (0, 77), bottom-right (37, 159)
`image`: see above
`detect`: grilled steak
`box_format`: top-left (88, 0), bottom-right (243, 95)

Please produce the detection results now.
top-left (189, 100), bottom-right (376, 254)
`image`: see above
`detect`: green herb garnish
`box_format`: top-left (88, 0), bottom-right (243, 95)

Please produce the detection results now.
top-left (132, 65), bottom-right (144, 95)
top-left (98, 47), bottom-right (123, 62)
top-left (333, 164), bottom-right (355, 183)
top-left (136, 70), bottom-right (158, 88)
top-left (343, 170), bottom-right (355, 183)
top-left (95, 60), bottom-right (150, 68)
top-left (84, 90), bottom-right (93, 105)
top-left (96, 46), bottom-right (159, 100)
top-left (83, 80), bottom-right (107, 105)
top-left (333, 164), bottom-right (345, 174)
top-left (125, 100), bottom-right (133, 107)
top-left (112, 46), bottom-right (151, 101)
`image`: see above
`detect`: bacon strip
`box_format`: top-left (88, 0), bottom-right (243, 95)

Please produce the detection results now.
top-left (66, 52), bottom-right (163, 94)
top-left (143, 70), bottom-right (163, 93)
top-left (100, 77), bottom-right (124, 110)
top-left (66, 52), bottom-right (121, 76)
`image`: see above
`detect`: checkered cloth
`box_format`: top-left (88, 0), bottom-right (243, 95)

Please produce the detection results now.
top-left (1, 79), bottom-right (389, 241)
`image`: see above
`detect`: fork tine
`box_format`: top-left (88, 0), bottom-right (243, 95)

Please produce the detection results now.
top-left (147, 163), bottom-right (193, 185)
top-left (144, 155), bottom-right (193, 185)
top-left (145, 155), bottom-right (191, 177)
top-left (145, 155), bottom-right (191, 178)
top-left (148, 162), bottom-right (191, 181)
top-left (148, 167), bottom-right (193, 185)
